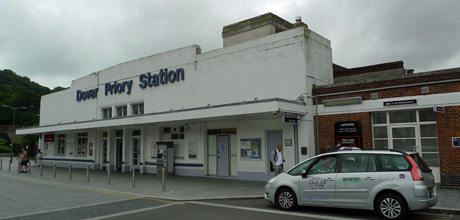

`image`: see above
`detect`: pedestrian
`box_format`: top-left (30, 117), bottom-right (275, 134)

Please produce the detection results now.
top-left (271, 144), bottom-right (285, 176)
top-left (20, 148), bottom-right (29, 173)
top-left (333, 141), bottom-right (342, 151)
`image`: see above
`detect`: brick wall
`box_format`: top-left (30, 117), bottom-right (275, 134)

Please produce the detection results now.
top-left (315, 112), bottom-right (373, 153)
top-left (437, 106), bottom-right (460, 187)
top-left (314, 72), bottom-right (460, 105)
top-left (313, 70), bottom-right (460, 187)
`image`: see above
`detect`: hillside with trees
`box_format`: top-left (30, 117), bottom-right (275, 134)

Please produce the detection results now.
top-left (0, 69), bottom-right (66, 154)
top-left (0, 69), bottom-right (66, 126)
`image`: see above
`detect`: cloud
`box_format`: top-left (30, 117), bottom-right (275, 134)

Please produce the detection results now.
top-left (0, 0), bottom-right (459, 88)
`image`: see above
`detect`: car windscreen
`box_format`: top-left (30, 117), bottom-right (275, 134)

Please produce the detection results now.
top-left (409, 154), bottom-right (432, 172)
top-left (288, 158), bottom-right (316, 175)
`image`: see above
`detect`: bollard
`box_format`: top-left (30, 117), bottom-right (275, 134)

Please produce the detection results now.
top-left (107, 163), bottom-right (111, 185)
top-left (1, 159), bottom-right (2, 170)
top-left (132, 167), bottom-right (135, 188)
top-left (40, 161), bottom-right (43, 176)
top-left (86, 164), bottom-right (90, 182)
top-left (53, 162), bottom-right (57, 178)
top-left (69, 163), bottom-right (72, 180)
top-left (162, 167), bottom-right (166, 191)
top-left (8, 158), bottom-right (11, 172)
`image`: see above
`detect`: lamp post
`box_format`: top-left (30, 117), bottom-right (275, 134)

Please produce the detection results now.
top-left (2, 105), bottom-right (28, 152)
top-left (2, 105), bottom-right (27, 128)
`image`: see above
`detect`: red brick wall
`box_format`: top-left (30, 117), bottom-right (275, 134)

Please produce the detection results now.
top-left (315, 112), bottom-right (373, 153)
top-left (314, 74), bottom-right (460, 105)
top-left (436, 106), bottom-right (460, 187)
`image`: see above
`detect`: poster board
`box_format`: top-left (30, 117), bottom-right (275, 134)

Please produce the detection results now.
top-left (189, 140), bottom-right (198, 159)
top-left (240, 138), bottom-right (261, 159)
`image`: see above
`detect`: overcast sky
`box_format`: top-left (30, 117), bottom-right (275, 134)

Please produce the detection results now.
top-left (1, 0), bottom-right (459, 89)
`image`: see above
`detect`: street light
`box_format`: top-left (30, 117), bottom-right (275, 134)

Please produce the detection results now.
top-left (2, 105), bottom-right (28, 128)
top-left (1, 105), bottom-right (27, 161)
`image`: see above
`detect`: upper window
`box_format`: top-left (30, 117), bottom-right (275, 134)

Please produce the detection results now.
top-left (389, 110), bottom-right (416, 123)
top-left (117, 106), bottom-right (127, 117)
top-left (102, 108), bottom-right (112, 119)
top-left (132, 103), bottom-right (144, 115)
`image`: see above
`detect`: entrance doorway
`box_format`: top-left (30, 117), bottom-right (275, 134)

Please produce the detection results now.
top-left (116, 138), bottom-right (123, 170)
top-left (267, 131), bottom-right (282, 177)
top-left (217, 135), bottom-right (230, 177)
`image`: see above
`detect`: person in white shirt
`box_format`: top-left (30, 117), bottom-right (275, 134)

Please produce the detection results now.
top-left (270, 144), bottom-right (285, 175)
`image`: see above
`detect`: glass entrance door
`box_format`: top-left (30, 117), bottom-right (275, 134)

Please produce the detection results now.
top-left (390, 126), bottom-right (418, 152)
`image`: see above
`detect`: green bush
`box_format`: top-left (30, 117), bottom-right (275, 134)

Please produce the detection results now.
top-left (0, 145), bottom-right (12, 153)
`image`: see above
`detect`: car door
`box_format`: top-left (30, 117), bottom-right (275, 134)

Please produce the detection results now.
top-left (335, 153), bottom-right (380, 208)
top-left (299, 155), bottom-right (338, 206)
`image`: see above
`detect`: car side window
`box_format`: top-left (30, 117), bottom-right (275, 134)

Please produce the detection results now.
top-left (340, 154), bottom-right (377, 173)
top-left (308, 155), bottom-right (337, 174)
top-left (288, 158), bottom-right (315, 175)
top-left (378, 155), bottom-right (410, 171)
top-left (367, 155), bottom-right (377, 172)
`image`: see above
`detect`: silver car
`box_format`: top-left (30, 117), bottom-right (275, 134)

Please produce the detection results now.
top-left (264, 150), bottom-right (438, 220)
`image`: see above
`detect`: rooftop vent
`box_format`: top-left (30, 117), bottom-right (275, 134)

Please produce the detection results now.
top-left (295, 16), bottom-right (302, 23)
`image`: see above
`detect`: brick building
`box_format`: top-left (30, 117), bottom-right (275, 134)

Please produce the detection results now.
top-left (313, 61), bottom-right (460, 187)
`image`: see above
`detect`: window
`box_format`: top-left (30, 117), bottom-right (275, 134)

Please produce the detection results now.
top-left (372, 109), bottom-right (439, 168)
top-left (372, 112), bottom-right (387, 124)
top-left (116, 106), bottom-right (127, 117)
top-left (340, 154), bottom-right (376, 173)
top-left (163, 126), bottom-right (185, 139)
top-left (378, 155), bottom-right (410, 171)
top-left (308, 155), bottom-right (337, 174)
top-left (389, 110), bottom-right (416, 123)
top-left (132, 103), bottom-right (144, 115)
top-left (420, 124), bottom-right (439, 167)
top-left (102, 108), bottom-right (112, 119)
top-left (57, 134), bottom-right (66, 155)
top-left (76, 133), bottom-right (88, 155)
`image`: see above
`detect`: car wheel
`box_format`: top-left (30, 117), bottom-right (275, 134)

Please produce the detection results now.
top-left (276, 188), bottom-right (297, 211)
top-left (375, 193), bottom-right (408, 220)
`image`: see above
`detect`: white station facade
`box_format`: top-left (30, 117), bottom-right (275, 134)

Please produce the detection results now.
top-left (18, 13), bottom-right (332, 181)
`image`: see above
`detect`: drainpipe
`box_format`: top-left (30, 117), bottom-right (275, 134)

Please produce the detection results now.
top-left (315, 96), bottom-right (320, 155)
top-left (294, 124), bottom-right (299, 164)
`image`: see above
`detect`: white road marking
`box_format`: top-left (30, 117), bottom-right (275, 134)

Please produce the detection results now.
top-left (189, 201), bottom-right (365, 220)
top-left (86, 202), bottom-right (183, 220)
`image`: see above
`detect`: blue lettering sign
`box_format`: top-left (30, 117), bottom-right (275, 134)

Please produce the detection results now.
top-left (138, 68), bottom-right (184, 89)
top-left (104, 80), bottom-right (133, 96)
top-left (76, 88), bottom-right (99, 102)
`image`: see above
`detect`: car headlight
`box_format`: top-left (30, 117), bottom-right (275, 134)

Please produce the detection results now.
top-left (267, 177), bottom-right (276, 184)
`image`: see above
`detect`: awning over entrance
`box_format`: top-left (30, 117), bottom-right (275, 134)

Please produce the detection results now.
top-left (17, 98), bottom-right (306, 135)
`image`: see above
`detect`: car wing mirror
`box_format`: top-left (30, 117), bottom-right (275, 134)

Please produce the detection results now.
top-left (301, 169), bottom-right (308, 178)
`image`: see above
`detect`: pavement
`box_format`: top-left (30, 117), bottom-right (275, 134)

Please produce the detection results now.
top-left (1, 157), bottom-right (460, 214)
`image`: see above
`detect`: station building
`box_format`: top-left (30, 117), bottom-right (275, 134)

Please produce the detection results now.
top-left (18, 13), bottom-right (460, 187)
top-left (18, 13), bottom-right (331, 181)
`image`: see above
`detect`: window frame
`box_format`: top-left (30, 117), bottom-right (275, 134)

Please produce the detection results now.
top-left (57, 134), bottom-right (66, 155)
top-left (132, 103), bottom-right (144, 115)
top-left (76, 132), bottom-right (88, 156)
top-left (102, 108), bottom-right (112, 119)
top-left (116, 105), bottom-right (127, 117)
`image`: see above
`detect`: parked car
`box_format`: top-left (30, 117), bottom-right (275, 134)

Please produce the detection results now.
top-left (264, 149), bottom-right (438, 220)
